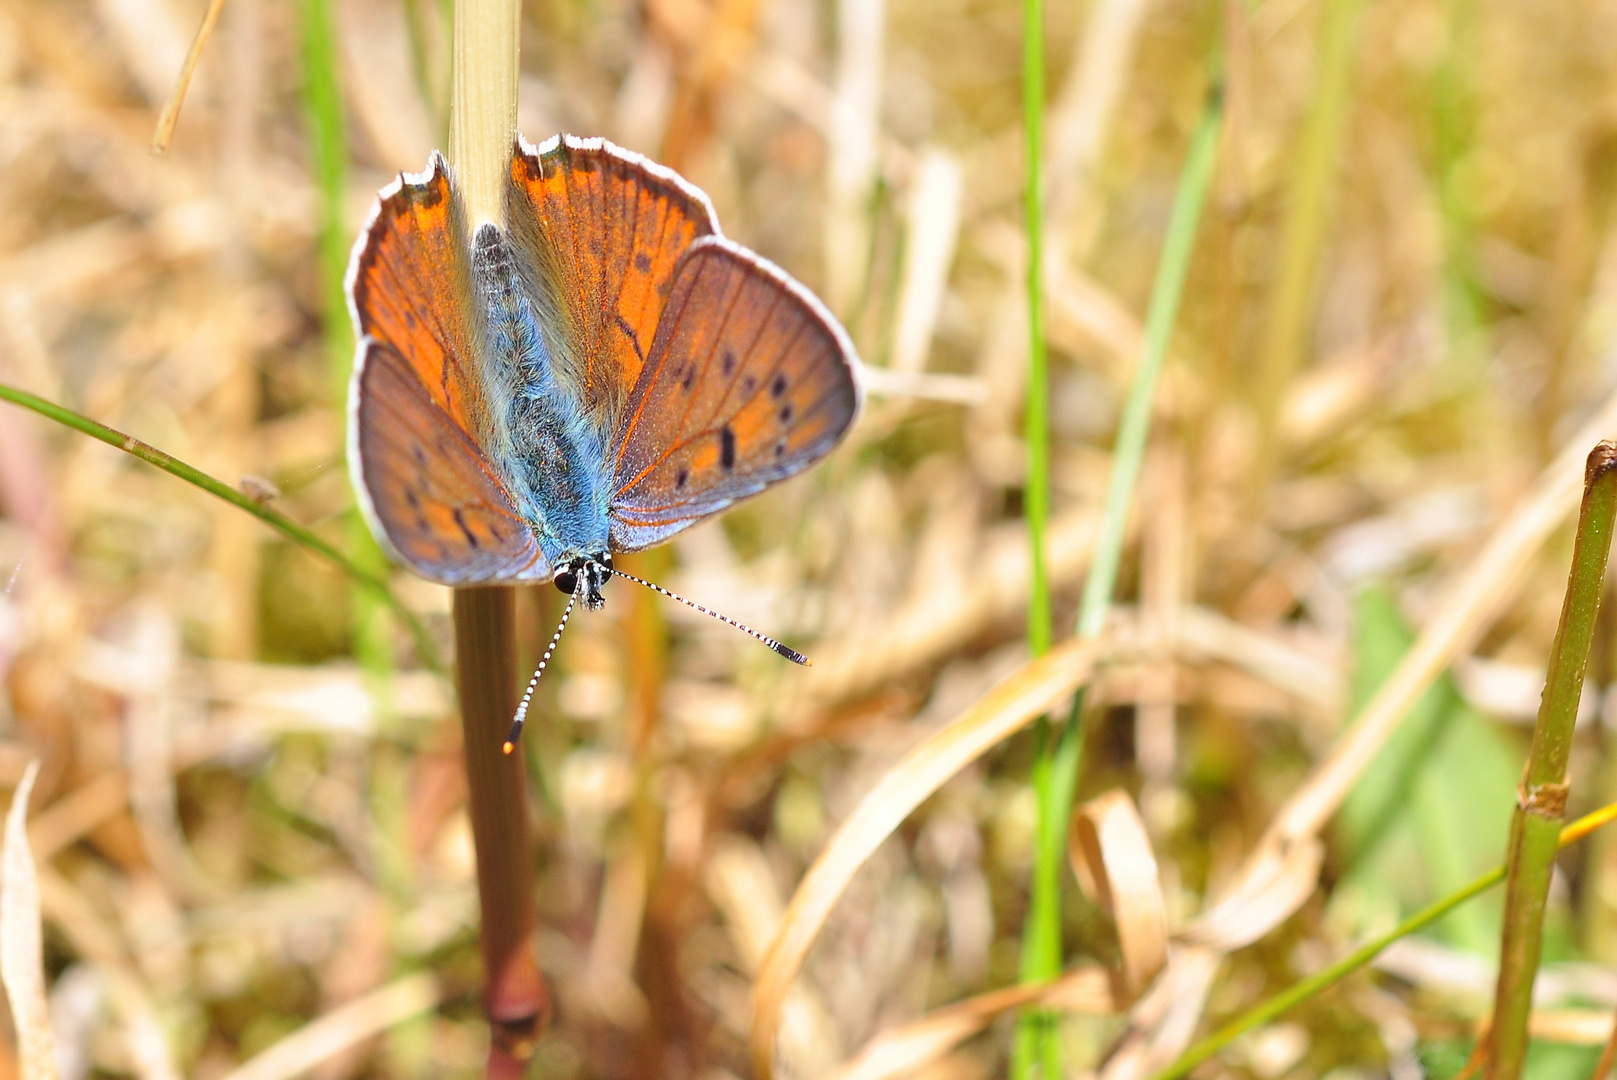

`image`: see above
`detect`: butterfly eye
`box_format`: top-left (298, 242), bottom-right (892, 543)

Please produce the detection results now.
top-left (553, 567), bottom-right (578, 595)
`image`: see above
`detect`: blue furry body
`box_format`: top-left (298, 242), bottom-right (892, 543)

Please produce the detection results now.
top-left (471, 226), bottom-right (613, 568)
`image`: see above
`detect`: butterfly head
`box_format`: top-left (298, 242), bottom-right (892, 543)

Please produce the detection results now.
top-left (553, 552), bottom-right (612, 610)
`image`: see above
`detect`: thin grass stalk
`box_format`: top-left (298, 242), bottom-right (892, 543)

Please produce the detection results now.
top-left (150, 0), bottom-right (228, 153)
top-left (297, 0), bottom-right (349, 372)
top-left (297, 0), bottom-right (395, 668)
top-left (0, 383), bottom-right (442, 673)
top-left (445, 0), bottom-right (541, 1072)
top-left (453, 589), bottom-right (548, 1073)
top-left (1023, 0), bottom-right (1051, 661)
top-left (1150, 799), bottom-right (1617, 1080)
top-left (448, 0), bottom-right (518, 229)
top-left (1249, 0), bottom-right (1366, 484)
top-left (1014, 88), bottom-right (1223, 1076)
top-left (1487, 442), bottom-right (1617, 1078)
top-left (1012, 0), bottom-right (1053, 1069)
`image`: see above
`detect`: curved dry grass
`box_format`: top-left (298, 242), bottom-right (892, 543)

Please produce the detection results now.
top-left (751, 637), bottom-right (1108, 1078)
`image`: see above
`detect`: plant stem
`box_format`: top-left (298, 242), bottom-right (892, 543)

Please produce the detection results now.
top-left (453, 588), bottom-right (548, 1071)
top-left (1150, 798), bottom-right (1617, 1080)
top-left (0, 382), bottom-right (442, 674)
top-left (1014, 87), bottom-right (1223, 1078)
top-left (445, 0), bottom-right (543, 1071)
top-left (1487, 441), bottom-right (1617, 1078)
top-left (448, 0), bottom-right (519, 230)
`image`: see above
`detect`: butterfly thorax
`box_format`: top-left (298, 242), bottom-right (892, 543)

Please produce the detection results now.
top-left (471, 224), bottom-right (613, 580)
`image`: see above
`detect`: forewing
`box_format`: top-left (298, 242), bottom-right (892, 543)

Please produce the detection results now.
top-left (505, 134), bottom-right (719, 431)
top-left (609, 237), bottom-right (862, 551)
top-left (347, 152), bottom-right (491, 438)
top-left (351, 339), bottom-right (548, 585)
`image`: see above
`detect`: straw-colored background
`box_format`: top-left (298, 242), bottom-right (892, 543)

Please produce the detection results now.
top-left (3, 0), bottom-right (1617, 1075)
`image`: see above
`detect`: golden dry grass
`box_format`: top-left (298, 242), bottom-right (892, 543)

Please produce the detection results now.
top-left (4, 0), bottom-right (1617, 1077)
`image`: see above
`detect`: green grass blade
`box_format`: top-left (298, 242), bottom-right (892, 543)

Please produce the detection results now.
top-left (0, 383), bottom-right (443, 676)
top-left (297, 0), bottom-right (398, 670)
top-left (1075, 89), bottom-right (1222, 642)
top-left (298, 0), bottom-right (352, 387)
top-left (1249, 0), bottom-right (1368, 477)
top-left (1023, 0), bottom-right (1051, 662)
top-left (1011, 0), bottom-right (1051, 1069)
top-left (1013, 86), bottom-right (1224, 1077)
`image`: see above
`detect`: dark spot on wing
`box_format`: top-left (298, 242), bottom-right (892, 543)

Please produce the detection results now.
top-left (412, 444), bottom-right (428, 466)
top-left (405, 489), bottom-right (421, 509)
top-left (722, 348), bottom-right (737, 375)
top-left (774, 441), bottom-right (786, 459)
top-left (741, 375), bottom-right (757, 395)
top-left (634, 252), bottom-right (652, 273)
top-left (771, 374), bottom-right (788, 399)
top-left (614, 312), bottom-right (647, 363)
top-left (720, 427), bottom-right (736, 470)
top-left (676, 466), bottom-right (688, 489)
top-left (413, 176), bottom-right (446, 209)
top-left (779, 404), bottom-right (793, 424)
top-left (681, 366), bottom-right (696, 393)
top-left (452, 508), bottom-right (480, 549)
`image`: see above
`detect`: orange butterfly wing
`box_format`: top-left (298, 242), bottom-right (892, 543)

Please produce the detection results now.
top-left (351, 339), bottom-right (547, 584)
top-left (504, 135), bottom-right (719, 431)
top-left (347, 152), bottom-right (490, 438)
top-left (609, 237), bottom-right (862, 551)
top-left (347, 154), bottom-right (547, 583)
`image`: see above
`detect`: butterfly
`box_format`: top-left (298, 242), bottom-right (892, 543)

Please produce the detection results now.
top-left (345, 135), bottom-right (862, 742)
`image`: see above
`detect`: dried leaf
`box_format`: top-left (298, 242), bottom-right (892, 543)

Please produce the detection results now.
top-left (1070, 790), bottom-right (1167, 998)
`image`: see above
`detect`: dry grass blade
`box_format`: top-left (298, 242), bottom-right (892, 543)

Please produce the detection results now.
top-left (816, 967), bottom-right (1115, 1080)
top-left (1176, 836), bottom-right (1324, 951)
top-left (217, 973), bottom-right (439, 1080)
top-left (1070, 790), bottom-right (1167, 999)
top-left (751, 637), bottom-right (1108, 1079)
top-left (890, 149), bottom-right (964, 375)
top-left (150, 0), bottom-right (228, 153)
top-left (1204, 388), bottom-right (1617, 947)
top-left (2, 761), bottom-right (56, 1080)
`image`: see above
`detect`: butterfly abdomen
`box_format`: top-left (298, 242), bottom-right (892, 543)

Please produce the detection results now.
top-left (471, 223), bottom-right (613, 564)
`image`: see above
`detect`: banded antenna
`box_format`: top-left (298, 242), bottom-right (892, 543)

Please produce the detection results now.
top-left (610, 567), bottom-right (809, 665)
top-left (501, 564), bottom-right (811, 754)
top-left (502, 592), bottom-right (577, 754)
